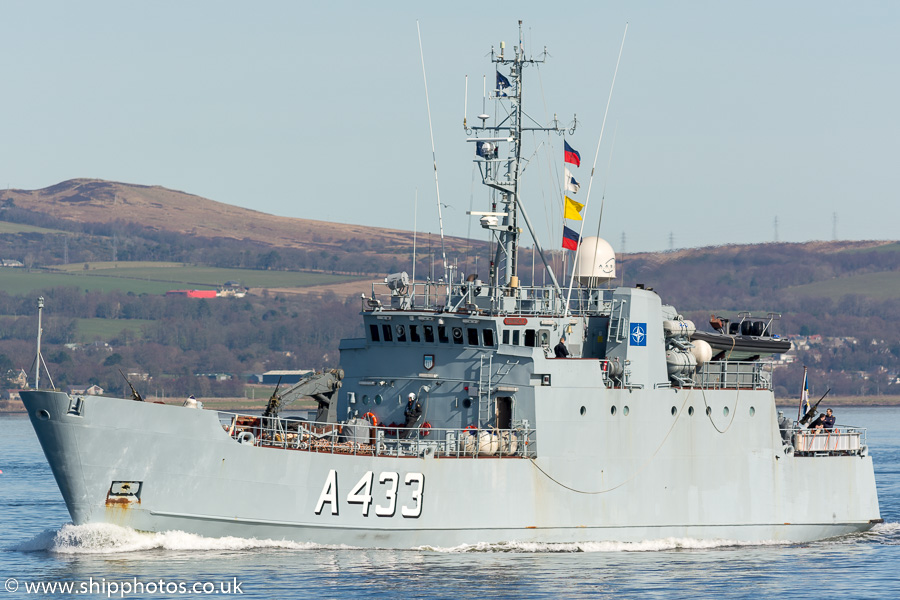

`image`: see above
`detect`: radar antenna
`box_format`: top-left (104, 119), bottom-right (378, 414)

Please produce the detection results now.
top-left (468, 20), bottom-right (573, 300)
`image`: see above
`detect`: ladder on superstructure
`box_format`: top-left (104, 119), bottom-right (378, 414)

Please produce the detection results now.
top-left (477, 353), bottom-right (493, 426)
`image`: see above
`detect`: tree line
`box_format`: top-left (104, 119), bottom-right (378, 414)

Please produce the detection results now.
top-left (0, 288), bottom-right (363, 399)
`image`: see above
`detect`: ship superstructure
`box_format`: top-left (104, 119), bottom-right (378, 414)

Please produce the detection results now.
top-left (22, 23), bottom-right (880, 548)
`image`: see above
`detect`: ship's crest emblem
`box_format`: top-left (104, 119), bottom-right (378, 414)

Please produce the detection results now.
top-left (630, 323), bottom-right (647, 346)
top-left (423, 354), bottom-right (435, 370)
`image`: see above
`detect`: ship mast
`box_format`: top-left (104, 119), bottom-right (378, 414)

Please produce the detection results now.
top-left (468, 20), bottom-right (573, 299)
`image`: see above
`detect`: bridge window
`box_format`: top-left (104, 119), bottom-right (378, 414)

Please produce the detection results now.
top-left (452, 327), bottom-right (464, 344)
top-left (483, 329), bottom-right (495, 347)
top-left (502, 330), bottom-right (510, 345)
top-left (467, 328), bottom-right (479, 345)
top-left (424, 325), bottom-right (435, 343)
top-left (512, 330), bottom-right (521, 345)
top-left (396, 324), bottom-right (407, 342)
top-left (524, 329), bottom-right (536, 347)
top-left (438, 325), bottom-right (449, 344)
top-left (410, 325), bottom-right (421, 342)
top-left (382, 324), bottom-right (393, 342)
top-left (369, 324), bottom-right (380, 342)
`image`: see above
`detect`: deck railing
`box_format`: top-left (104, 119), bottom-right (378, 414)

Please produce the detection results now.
top-left (692, 361), bottom-right (771, 390)
top-left (792, 426), bottom-right (868, 456)
top-left (218, 412), bottom-right (536, 459)
top-left (362, 281), bottom-right (613, 316)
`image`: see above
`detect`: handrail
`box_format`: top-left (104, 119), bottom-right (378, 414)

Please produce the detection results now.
top-left (692, 361), bottom-right (771, 390)
top-left (362, 281), bottom-right (614, 317)
top-left (218, 411), bottom-right (537, 459)
top-left (792, 426), bottom-right (867, 456)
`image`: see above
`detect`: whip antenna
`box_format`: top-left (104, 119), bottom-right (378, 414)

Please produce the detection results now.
top-left (417, 21), bottom-right (448, 290)
top-left (412, 188), bottom-right (418, 288)
top-left (565, 22), bottom-right (627, 315)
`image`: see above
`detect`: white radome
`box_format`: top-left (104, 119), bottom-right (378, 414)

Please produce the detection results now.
top-left (575, 237), bottom-right (616, 285)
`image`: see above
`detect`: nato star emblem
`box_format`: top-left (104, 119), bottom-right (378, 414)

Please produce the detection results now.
top-left (630, 323), bottom-right (647, 346)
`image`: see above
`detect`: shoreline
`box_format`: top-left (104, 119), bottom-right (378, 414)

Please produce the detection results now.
top-left (4, 395), bottom-right (900, 415)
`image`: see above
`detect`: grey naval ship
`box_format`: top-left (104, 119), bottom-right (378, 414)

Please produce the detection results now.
top-left (23, 23), bottom-right (880, 548)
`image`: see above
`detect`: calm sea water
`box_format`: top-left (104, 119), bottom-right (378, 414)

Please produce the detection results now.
top-left (1, 406), bottom-right (898, 599)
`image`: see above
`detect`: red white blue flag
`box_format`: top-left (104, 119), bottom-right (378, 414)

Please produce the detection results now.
top-left (562, 225), bottom-right (580, 251)
top-left (564, 140), bottom-right (581, 167)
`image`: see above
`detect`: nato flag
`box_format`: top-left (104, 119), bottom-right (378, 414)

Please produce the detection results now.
top-left (496, 71), bottom-right (511, 96)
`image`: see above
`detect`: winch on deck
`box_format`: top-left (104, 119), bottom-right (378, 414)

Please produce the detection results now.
top-left (262, 369), bottom-right (344, 422)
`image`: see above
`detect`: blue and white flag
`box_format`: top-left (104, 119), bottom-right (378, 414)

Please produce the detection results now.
top-left (564, 167), bottom-right (580, 194)
top-left (496, 71), bottom-right (511, 96)
top-left (476, 141), bottom-right (497, 159)
top-left (798, 367), bottom-right (810, 421)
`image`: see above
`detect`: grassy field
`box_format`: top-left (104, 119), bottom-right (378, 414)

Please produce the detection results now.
top-left (0, 315), bottom-right (154, 342)
top-left (783, 271), bottom-right (900, 301)
top-left (0, 221), bottom-right (68, 235)
top-left (52, 261), bottom-right (187, 272)
top-left (75, 317), bottom-right (154, 342)
top-left (1, 264), bottom-right (364, 295)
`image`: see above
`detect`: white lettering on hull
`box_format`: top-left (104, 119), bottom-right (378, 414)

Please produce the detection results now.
top-left (375, 472), bottom-right (399, 517)
top-left (316, 471), bottom-right (424, 518)
top-left (314, 469), bottom-right (339, 515)
top-left (402, 472), bottom-right (424, 518)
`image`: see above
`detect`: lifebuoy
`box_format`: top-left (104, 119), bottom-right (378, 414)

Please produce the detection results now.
top-left (464, 424), bottom-right (478, 435)
top-left (420, 421), bottom-right (432, 437)
top-left (364, 412), bottom-right (378, 427)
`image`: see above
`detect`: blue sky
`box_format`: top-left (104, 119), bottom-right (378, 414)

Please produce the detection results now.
top-left (2, 1), bottom-right (898, 252)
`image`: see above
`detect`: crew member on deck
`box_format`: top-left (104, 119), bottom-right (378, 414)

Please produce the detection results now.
top-left (404, 392), bottom-right (423, 432)
top-left (777, 410), bottom-right (792, 443)
top-left (554, 336), bottom-right (570, 359)
top-left (810, 408), bottom-right (836, 431)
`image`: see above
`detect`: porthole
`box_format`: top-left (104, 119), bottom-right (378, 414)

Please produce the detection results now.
top-left (610, 405), bottom-right (617, 416)
top-left (580, 406), bottom-right (587, 416)
top-left (706, 407), bottom-right (712, 416)
top-left (749, 406), bottom-right (756, 417)
top-left (462, 397), bottom-right (472, 409)
top-left (671, 406), bottom-right (678, 416)
top-left (37, 409), bottom-right (50, 421)
top-left (688, 406), bottom-right (694, 416)
top-left (723, 406), bottom-right (730, 417)
top-left (623, 406), bottom-right (630, 416)
top-left (361, 394), bottom-right (369, 405)
top-left (374, 394), bottom-right (383, 405)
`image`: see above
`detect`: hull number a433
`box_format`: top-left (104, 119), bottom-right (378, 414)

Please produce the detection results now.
top-left (315, 470), bottom-right (424, 518)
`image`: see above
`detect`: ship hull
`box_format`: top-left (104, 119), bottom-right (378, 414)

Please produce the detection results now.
top-left (23, 390), bottom-right (880, 548)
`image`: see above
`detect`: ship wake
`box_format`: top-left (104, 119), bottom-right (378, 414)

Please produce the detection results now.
top-left (421, 523), bottom-right (900, 553)
top-left (13, 523), bottom-right (322, 555)
top-left (417, 538), bottom-right (792, 553)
